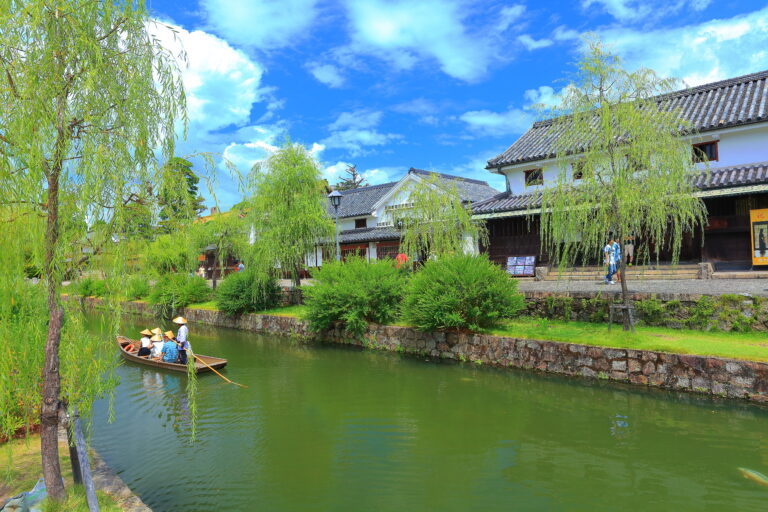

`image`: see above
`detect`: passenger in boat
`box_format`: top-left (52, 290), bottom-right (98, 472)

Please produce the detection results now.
top-left (173, 316), bottom-right (191, 365)
top-left (161, 333), bottom-right (179, 363)
top-left (150, 334), bottom-right (164, 359)
top-left (137, 329), bottom-right (153, 357)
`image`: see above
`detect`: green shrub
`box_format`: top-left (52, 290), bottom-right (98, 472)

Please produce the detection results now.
top-left (74, 277), bottom-right (107, 297)
top-left (688, 296), bottom-right (716, 330)
top-left (215, 270), bottom-right (281, 316)
top-left (125, 275), bottom-right (150, 300)
top-left (402, 254), bottom-right (525, 331)
top-left (303, 257), bottom-right (407, 335)
top-left (149, 274), bottom-right (211, 317)
top-left (635, 297), bottom-right (667, 326)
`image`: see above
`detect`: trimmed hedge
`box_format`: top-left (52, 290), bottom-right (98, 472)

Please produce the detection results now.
top-left (149, 273), bottom-right (211, 317)
top-left (402, 255), bottom-right (525, 331)
top-left (303, 257), bottom-right (407, 335)
top-left (215, 270), bottom-right (281, 316)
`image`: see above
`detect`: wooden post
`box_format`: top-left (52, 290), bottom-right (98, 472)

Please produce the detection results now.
top-left (72, 407), bottom-right (99, 512)
top-left (65, 419), bottom-right (83, 485)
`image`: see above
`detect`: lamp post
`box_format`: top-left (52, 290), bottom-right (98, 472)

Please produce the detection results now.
top-left (328, 190), bottom-right (342, 261)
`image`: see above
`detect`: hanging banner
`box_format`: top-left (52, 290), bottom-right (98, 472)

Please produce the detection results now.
top-left (749, 209), bottom-right (768, 266)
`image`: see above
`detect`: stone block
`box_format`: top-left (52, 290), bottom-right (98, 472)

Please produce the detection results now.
top-left (569, 344), bottom-right (587, 354)
top-left (579, 367), bottom-right (596, 378)
top-left (610, 371), bottom-right (628, 381)
top-left (679, 355), bottom-right (704, 371)
top-left (628, 359), bottom-right (642, 373)
top-left (642, 361), bottom-right (656, 375)
top-left (611, 360), bottom-right (627, 371)
top-left (674, 377), bottom-right (691, 389)
top-left (725, 362), bottom-right (743, 375)
top-left (604, 349), bottom-right (627, 359)
top-left (587, 347), bottom-right (604, 358)
top-left (629, 374), bottom-right (648, 385)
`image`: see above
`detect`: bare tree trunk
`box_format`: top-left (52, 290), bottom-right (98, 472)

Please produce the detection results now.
top-left (41, 168), bottom-right (66, 500)
top-left (211, 253), bottom-right (218, 290)
top-left (293, 263), bottom-right (302, 304)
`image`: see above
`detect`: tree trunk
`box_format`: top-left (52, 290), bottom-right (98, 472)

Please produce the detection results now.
top-left (293, 263), bottom-right (302, 304)
top-left (41, 169), bottom-right (66, 501)
top-left (211, 253), bottom-right (218, 290)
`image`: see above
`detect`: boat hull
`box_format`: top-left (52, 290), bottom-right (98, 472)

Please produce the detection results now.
top-left (117, 336), bottom-right (227, 374)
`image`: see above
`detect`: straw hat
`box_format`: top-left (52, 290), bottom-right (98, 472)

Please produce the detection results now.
top-left (150, 334), bottom-right (162, 342)
top-left (172, 316), bottom-right (187, 325)
top-left (164, 331), bottom-right (175, 339)
top-left (151, 327), bottom-right (163, 335)
top-left (140, 329), bottom-right (152, 336)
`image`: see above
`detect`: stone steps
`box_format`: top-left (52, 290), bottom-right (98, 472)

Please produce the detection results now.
top-left (542, 265), bottom-right (700, 281)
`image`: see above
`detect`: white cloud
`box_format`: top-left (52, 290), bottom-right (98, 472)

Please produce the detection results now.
top-left (496, 5), bottom-right (526, 32)
top-left (582, 0), bottom-right (712, 23)
top-left (524, 85), bottom-right (570, 109)
top-left (323, 109), bottom-right (401, 157)
top-left (459, 108), bottom-right (534, 137)
top-left (201, 0), bottom-right (317, 49)
top-left (322, 162), bottom-right (399, 186)
top-left (343, 0), bottom-right (496, 82)
top-left (150, 22), bottom-right (264, 131)
top-left (553, 25), bottom-right (580, 41)
top-left (307, 63), bottom-right (345, 88)
top-left (518, 34), bottom-right (553, 50)
top-left (598, 6), bottom-right (768, 86)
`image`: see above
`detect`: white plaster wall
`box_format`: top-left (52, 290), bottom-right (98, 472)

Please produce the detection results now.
top-left (711, 125), bottom-right (768, 167)
top-left (368, 242), bottom-right (377, 260)
top-left (339, 216), bottom-right (374, 230)
top-left (503, 123), bottom-right (768, 193)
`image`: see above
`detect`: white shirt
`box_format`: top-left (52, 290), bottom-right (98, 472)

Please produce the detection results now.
top-left (604, 244), bottom-right (615, 265)
top-left (151, 341), bottom-right (164, 358)
top-left (140, 336), bottom-right (152, 348)
top-left (177, 325), bottom-right (189, 350)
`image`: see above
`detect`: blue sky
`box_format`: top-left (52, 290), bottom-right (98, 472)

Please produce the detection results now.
top-left (148, 0), bottom-right (768, 210)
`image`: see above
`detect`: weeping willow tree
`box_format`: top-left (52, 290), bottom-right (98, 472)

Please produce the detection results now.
top-left (395, 173), bottom-right (487, 260)
top-left (245, 140), bottom-right (334, 289)
top-left (190, 207), bottom-right (249, 288)
top-left (537, 39), bottom-right (707, 329)
top-left (0, 0), bottom-right (188, 500)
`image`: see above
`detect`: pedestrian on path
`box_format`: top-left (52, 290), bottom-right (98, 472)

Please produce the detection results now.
top-left (612, 236), bottom-right (622, 282)
top-left (604, 238), bottom-right (616, 284)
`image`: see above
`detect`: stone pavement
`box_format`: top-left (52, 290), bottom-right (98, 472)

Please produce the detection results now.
top-left (518, 278), bottom-right (768, 297)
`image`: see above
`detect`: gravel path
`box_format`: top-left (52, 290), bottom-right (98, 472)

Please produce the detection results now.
top-left (518, 278), bottom-right (768, 297)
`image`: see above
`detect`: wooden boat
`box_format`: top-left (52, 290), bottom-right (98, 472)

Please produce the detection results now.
top-left (116, 336), bottom-right (227, 374)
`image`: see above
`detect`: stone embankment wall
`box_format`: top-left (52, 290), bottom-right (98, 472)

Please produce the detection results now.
top-left (524, 291), bottom-right (768, 332)
top-left (84, 297), bottom-right (768, 404)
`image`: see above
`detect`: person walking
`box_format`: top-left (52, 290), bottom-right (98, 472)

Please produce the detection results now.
top-left (624, 233), bottom-right (635, 266)
top-left (612, 237), bottom-right (622, 282)
top-left (173, 316), bottom-right (191, 365)
top-left (604, 238), bottom-right (616, 285)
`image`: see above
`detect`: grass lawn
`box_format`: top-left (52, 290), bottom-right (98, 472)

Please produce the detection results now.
top-left (490, 317), bottom-right (768, 362)
top-left (253, 304), bottom-right (308, 318)
top-left (1, 435), bottom-right (122, 511)
top-left (186, 300), bottom-right (218, 311)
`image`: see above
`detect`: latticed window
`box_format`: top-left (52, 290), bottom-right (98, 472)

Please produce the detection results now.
top-left (693, 141), bottom-right (718, 162)
top-left (377, 243), bottom-right (400, 260)
top-left (524, 168), bottom-right (543, 186)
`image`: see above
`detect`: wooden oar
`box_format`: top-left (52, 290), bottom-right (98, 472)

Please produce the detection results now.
top-left (191, 351), bottom-right (247, 388)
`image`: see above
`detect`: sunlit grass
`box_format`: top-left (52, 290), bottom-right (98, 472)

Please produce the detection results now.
top-left (253, 304), bottom-right (308, 318)
top-left (1, 435), bottom-right (121, 511)
top-left (490, 317), bottom-right (768, 362)
top-left (186, 300), bottom-right (218, 311)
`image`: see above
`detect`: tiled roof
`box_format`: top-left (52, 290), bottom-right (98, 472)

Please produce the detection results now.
top-left (472, 161), bottom-right (768, 215)
top-left (329, 168), bottom-right (499, 219)
top-left (694, 160), bottom-right (768, 190)
top-left (339, 226), bottom-right (401, 243)
top-left (488, 69), bottom-right (768, 169)
top-left (331, 181), bottom-right (398, 218)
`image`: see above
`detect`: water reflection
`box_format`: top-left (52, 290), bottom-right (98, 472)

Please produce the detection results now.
top-left (88, 314), bottom-right (768, 512)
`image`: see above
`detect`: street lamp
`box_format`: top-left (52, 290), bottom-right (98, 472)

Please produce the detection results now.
top-left (328, 190), bottom-right (342, 261)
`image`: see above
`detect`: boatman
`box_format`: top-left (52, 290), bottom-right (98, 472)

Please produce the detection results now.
top-left (173, 316), bottom-right (191, 365)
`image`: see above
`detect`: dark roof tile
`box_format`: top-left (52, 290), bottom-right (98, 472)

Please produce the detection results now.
top-left (473, 161), bottom-right (768, 214)
top-left (488, 70), bottom-right (768, 169)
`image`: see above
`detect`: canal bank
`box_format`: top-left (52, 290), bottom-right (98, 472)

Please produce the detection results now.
top-left (75, 297), bottom-right (768, 403)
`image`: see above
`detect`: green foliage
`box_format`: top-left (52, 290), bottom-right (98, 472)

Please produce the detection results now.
top-left (143, 233), bottom-right (196, 276)
top-left (394, 173), bottom-right (487, 260)
top-left (635, 298), bottom-right (667, 326)
top-left (244, 140), bottom-right (335, 285)
top-left (402, 255), bottom-right (525, 331)
top-left (688, 296), bottom-right (716, 330)
top-left (74, 277), bottom-right (107, 298)
top-left (303, 257), bottom-right (407, 335)
top-left (149, 274), bottom-right (211, 318)
top-left (215, 270), bottom-right (281, 316)
top-left (544, 296), bottom-right (574, 321)
top-left (537, 39), bottom-right (707, 318)
top-left (189, 210), bottom-right (248, 281)
top-left (125, 275), bottom-right (150, 301)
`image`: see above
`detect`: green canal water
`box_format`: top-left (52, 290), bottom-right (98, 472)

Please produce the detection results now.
top-left (87, 314), bottom-right (768, 511)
